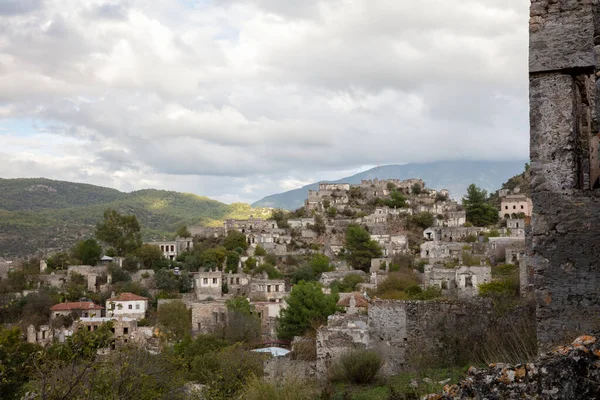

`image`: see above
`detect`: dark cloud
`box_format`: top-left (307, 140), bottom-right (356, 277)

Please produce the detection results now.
top-left (0, 0), bottom-right (43, 16)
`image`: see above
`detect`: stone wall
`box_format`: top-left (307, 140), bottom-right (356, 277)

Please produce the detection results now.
top-left (368, 299), bottom-right (492, 374)
top-left (263, 358), bottom-right (317, 383)
top-left (529, 0), bottom-right (600, 351)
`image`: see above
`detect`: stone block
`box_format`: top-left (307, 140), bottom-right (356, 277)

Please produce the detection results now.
top-left (530, 74), bottom-right (579, 192)
top-left (529, 2), bottom-right (595, 72)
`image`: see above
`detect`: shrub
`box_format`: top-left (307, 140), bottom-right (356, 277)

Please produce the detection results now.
top-left (332, 349), bottom-right (384, 384)
top-left (241, 377), bottom-right (316, 400)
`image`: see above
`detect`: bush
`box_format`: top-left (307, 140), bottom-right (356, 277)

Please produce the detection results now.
top-left (241, 377), bottom-right (316, 400)
top-left (332, 349), bottom-right (384, 384)
top-left (331, 274), bottom-right (365, 293)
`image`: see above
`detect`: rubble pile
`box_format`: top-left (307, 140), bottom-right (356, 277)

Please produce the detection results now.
top-left (425, 335), bottom-right (600, 399)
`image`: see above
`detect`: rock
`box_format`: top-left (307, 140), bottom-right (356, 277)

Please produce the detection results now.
top-left (423, 335), bottom-right (600, 399)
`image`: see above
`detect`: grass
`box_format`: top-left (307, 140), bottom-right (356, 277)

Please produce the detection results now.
top-left (328, 367), bottom-right (468, 400)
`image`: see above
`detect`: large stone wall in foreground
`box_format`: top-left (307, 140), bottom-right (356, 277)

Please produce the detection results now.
top-left (530, 0), bottom-right (600, 351)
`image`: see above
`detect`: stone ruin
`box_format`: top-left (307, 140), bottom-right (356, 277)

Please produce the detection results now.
top-left (529, 0), bottom-right (600, 351)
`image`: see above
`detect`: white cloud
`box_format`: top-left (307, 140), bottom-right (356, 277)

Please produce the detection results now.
top-left (0, 0), bottom-right (529, 203)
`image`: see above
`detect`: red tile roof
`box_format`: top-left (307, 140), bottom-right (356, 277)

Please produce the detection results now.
top-left (107, 292), bottom-right (148, 302)
top-left (50, 302), bottom-right (104, 311)
top-left (337, 292), bottom-right (369, 308)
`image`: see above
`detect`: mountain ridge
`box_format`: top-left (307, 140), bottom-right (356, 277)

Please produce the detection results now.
top-left (252, 160), bottom-right (528, 210)
top-left (0, 178), bottom-right (269, 258)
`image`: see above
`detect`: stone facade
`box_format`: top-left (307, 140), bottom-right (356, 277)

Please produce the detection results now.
top-left (423, 227), bottom-right (487, 242)
top-left (529, 0), bottom-right (600, 351)
top-left (370, 234), bottom-right (409, 256)
top-left (193, 270), bottom-right (224, 299)
top-left (423, 265), bottom-right (492, 298)
top-left (420, 241), bottom-right (467, 261)
top-left (191, 301), bottom-right (228, 333)
top-left (147, 237), bottom-right (194, 260)
top-left (316, 313), bottom-right (369, 378)
top-left (67, 265), bottom-right (111, 292)
top-left (368, 300), bottom-right (492, 374)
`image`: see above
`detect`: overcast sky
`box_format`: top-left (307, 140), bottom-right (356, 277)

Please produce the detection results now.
top-left (0, 0), bottom-right (529, 204)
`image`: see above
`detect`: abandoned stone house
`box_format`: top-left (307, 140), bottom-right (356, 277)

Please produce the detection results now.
top-left (249, 277), bottom-right (286, 302)
top-left (68, 265), bottom-right (111, 293)
top-left (50, 301), bottom-right (105, 319)
top-left (370, 234), bottom-right (409, 256)
top-left (191, 301), bottom-right (228, 334)
top-left (190, 300), bottom-right (285, 339)
top-left (432, 211), bottom-right (467, 228)
top-left (254, 301), bottom-right (286, 339)
top-left (487, 237), bottom-right (526, 263)
top-left (188, 225), bottom-right (225, 238)
top-left (359, 178), bottom-right (424, 193)
top-left (193, 269), bottom-right (287, 301)
top-left (422, 227), bottom-right (487, 242)
top-left (506, 218), bottom-right (526, 237)
top-left (246, 231), bottom-right (291, 246)
top-left (223, 271), bottom-right (251, 296)
top-left (316, 299), bottom-right (491, 377)
top-left (287, 217), bottom-right (315, 229)
top-left (337, 292), bottom-right (369, 314)
top-left (420, 241), bottom-right (468, 261)
top-left (499, 195), bottom-right (533, 219)
top-left (27, 324), bottom-right (62, 347)
top-left (147, 237), bottom-right (194, 260)
top-left (319, 270), bottom-right (367, 287)
top-left (423, 265), bottom-right (492, 298)
top-left (78, 316), bottom-right (138, 344)
top-left (224, 217), bottom-right (279, 234)
top-left (193, 269), bottom-right (224, 299)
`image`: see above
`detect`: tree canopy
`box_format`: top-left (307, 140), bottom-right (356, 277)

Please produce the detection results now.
top-left (223, 230), bottom-right (249, 252)
top-left (158, 300), bottom-right (191, 341)
top-left (463, 184), bottom-right (499, 227)
top-left (95, 209), bottom-right (142, 256)
top-left (71, 238), bottom-right (103, 266)
top-left (277, 281), bottom-right (338, 340)
top-left (344, 224), bottom-right (383, 272)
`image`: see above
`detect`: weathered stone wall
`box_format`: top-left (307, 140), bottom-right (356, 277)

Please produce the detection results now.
top-left (263, 358), bottom-right (317, 383)
top-left (368, 299), bottom-right (492, 374)
top-left (529, 0), bottom-right (600, 351)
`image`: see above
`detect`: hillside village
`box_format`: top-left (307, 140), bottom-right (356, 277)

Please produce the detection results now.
top-left (0, 170), bottom-right (536, 398)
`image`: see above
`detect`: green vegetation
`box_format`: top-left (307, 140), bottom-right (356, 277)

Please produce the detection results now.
top-left (277, 281), bottom-right (339, 340)
top-left (345, 224), bottom-right (383, 272)
top-left (0, 178), bottom-right (269, 257)
top-left (157, 300), bottom-right (192, 341)
top-left (331, 349), bottom-right (384, 384)
top-left (463, 184), bottom-right (499, 227)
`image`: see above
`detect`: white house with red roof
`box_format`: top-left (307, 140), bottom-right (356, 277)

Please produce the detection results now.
top-left (106, 292), bottom-right (148, 320)
top-left (50, 301), bottom-right (104, 319)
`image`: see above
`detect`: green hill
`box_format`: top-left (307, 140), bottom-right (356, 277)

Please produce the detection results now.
top-left (0, 178), bottom-right (270, 258)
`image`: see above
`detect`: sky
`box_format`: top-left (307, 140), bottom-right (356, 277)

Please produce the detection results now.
top-left (0, 0), bottom-right (530, 204)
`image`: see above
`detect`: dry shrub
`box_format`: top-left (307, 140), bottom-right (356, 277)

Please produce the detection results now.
top-left (407, 299), bottom-right (537, 372)
top-left (291, 333), bottom-right (317, 361)
top-left (331, 349), bottom-right (384, 384)
top-left (241, 377), bottom-right (316, 400)
top-left (475, 302), bottom-right (537, 365)
top-left (377, 270), bottom-right (421, 295)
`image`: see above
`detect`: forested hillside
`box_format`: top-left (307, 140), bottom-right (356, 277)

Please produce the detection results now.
top-left (0, 179), bottom-right (269, 258)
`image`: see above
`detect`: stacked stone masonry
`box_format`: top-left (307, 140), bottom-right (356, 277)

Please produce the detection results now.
top-left (529, 0), bottom-right (600, 351)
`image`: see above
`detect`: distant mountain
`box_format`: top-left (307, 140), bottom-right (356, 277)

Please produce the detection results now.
top-left (252, 160), bottom-right (528, 210)
top-left (0, 178), bottom-right (269, 258)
